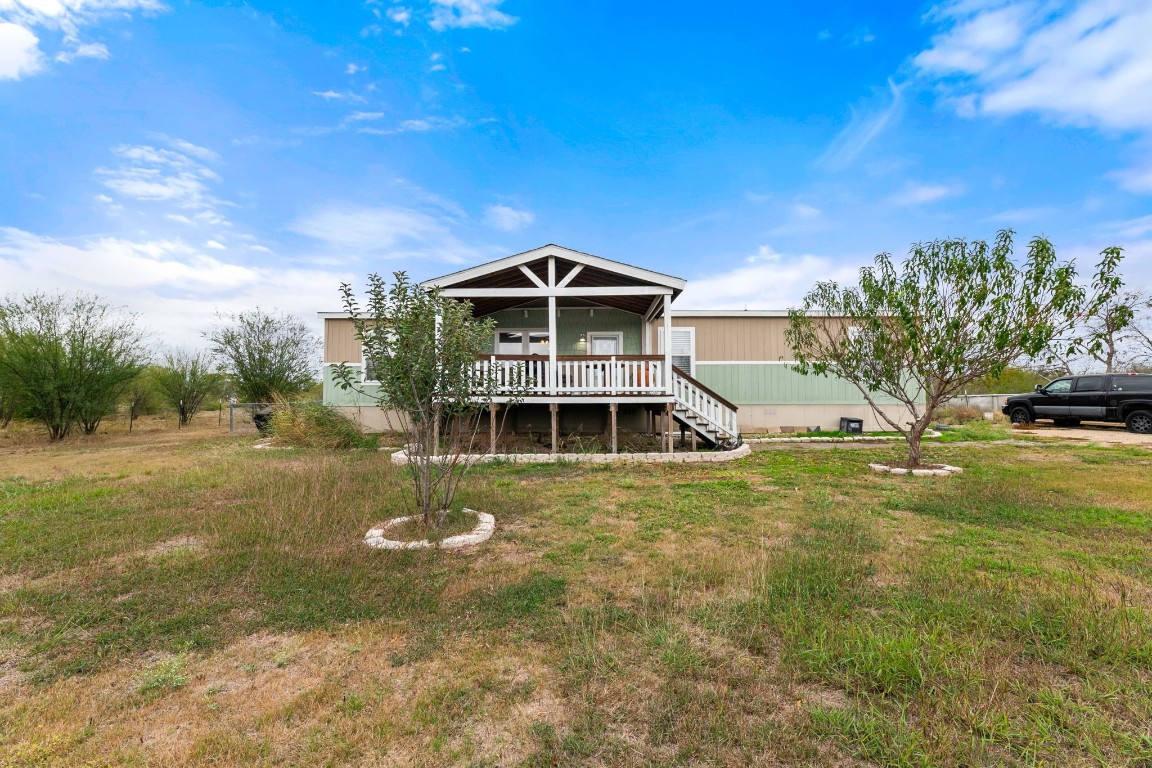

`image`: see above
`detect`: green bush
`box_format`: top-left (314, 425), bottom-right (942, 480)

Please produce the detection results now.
top-left (269, 401), bottom-right (369, 450)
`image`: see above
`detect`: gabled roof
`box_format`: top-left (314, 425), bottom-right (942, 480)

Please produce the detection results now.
top-left (421, 244), bottom-right (685, 316)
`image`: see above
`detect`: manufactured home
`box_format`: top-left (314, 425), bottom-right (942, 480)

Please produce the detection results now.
top-left (320, 244), bottom-right (914, 449)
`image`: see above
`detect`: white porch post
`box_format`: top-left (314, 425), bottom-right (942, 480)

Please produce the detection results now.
top-left (663, 293), bottom-right (673, 395)
top-left (548, 256), bottom-right (557, 396)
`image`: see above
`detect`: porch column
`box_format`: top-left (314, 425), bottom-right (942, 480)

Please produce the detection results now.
top-left (609, 402), bottom-right (618, 454)
top-left (662, 293), bottom-right (673, 395)
top-left (665, 402), bottom-right (675, 454)
top-left (548, 256), bottom-right (558, 396)
top-left (489, 403), bottom-right (498, 455)
top-left (550, 402), bottom-right (559, 454)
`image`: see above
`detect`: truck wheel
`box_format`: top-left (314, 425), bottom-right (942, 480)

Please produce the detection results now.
top-left (1009, 407), bottom-right (1032, 424)
top-left (1125, 410), bottom-right (1152, 434)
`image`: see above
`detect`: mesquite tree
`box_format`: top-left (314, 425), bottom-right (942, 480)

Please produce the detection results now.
top-left (786, 231), bottom-right (1124, 467)
top-left (333, 272), bottom-right (517, 529)
top-left (154, 349), bottom-right (222, 425)
top-left (0, 292), bottom-right (146, 439)
top-left (206, 308), bottom-right (318, 403)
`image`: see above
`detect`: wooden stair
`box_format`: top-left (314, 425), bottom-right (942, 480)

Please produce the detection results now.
top-left (670, 367), bottom-right (740, 449)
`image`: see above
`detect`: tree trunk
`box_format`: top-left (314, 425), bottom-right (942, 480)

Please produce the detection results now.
top-left (906, 420), bottom-right (928, 467)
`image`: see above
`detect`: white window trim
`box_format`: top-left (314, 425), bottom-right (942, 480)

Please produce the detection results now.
top-left (658, 326), bottom-right (696, 376)
top-left (586, 331), bottom-right (624, 355)
top-left (495, 328), bottom-right (550, 355)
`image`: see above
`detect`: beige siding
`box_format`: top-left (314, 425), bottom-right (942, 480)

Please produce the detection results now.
top-left (324, 319), bottom-right (362, 364)
top-left (649, 316), bottom-right (794, 361)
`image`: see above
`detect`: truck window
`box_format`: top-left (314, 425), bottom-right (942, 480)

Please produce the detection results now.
top-left (1045, 379), bottom-right (1072, 394)
top-left (1112, 375), bottom-right (1152, 391)
top-left (1074, 376), bottom-right (1103, 392)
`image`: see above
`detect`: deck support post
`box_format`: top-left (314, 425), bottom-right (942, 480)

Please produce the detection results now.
top-left (550, 402), bottom-right (559, 454)
top-left (489, 403), bottom-right (498, 455)
top-left (609, 402), bottom-right (618, 454)
top-left (665, 402), bottom-right (674, 454)
top-left (691, 426), bottom-right (697, 451)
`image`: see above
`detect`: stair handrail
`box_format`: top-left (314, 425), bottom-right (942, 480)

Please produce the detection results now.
top-left (671, 366), bottom-right (739, 411)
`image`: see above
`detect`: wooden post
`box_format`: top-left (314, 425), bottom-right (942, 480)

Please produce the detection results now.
top-left (489, 403), bottom-right (498, 455)
top-left (550, 402), bottom-right (559, 454)
top-left (691, 426), bottom-right (698, 451)
top-left (609, 402), bottom-right (618, 454)
top-left (665, 403), bottom-right (674, 454)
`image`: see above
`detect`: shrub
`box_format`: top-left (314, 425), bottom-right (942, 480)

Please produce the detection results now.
top-left (270, 401), bottom-right (367, 450)
top-left (934, 406), bottom-right (985, 425)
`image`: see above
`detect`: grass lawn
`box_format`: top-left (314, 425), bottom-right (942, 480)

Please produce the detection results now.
top-left (1, 418), bottom-right (1151, 766)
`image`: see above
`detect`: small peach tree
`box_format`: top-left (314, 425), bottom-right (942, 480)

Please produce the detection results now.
top-left (786, 231), bottom-right (1125, 467)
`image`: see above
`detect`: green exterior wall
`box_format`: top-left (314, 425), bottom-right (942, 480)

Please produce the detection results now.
top-left (323, 365), bottom-right (382, 407)
top-left (482, 308), bottom-right (643, 355)
top-left (693, 363), bottom-right (903, 405)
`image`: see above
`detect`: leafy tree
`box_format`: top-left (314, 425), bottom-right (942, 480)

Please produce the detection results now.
top-left (153, 349), bottom-right (222, 426)
top-left (0, 292), bottom-right (147, 440)
top-left (786, 231), bottom-right (1124, 467)
top-left (964, 366), bottom-right (1048, 395)
top-left (205, 308), bottom-right (318, 403)
top-left (124, 368), bottom-right (160, 432)
top-left (334, 272), bottom-right (520, 528)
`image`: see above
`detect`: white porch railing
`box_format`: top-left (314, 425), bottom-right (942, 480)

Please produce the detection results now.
top-left (472, 355), bottom-right (667, 395)
top-left (671, 367), bottom-right (740, 440)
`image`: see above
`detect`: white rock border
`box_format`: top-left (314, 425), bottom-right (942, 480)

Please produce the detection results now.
top-left (364, 509), bottom-right (495, 550)
top-left (387, 442), bottom-right (751, 466)
top-left (745, 429), bottom-right (941, 444)
top-left (868, 462), bottom-right (964, 477)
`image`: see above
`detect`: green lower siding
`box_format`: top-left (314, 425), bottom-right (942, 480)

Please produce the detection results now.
top-left (483, 308), bottom-right (643, 355)
top-left (323, 365), bottom-right (382, 407)
top-left (693, 363), bottom-right (903, 405)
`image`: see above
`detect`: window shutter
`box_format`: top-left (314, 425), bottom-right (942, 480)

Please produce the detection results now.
top-left (658, 327), bottom-right (695, 374)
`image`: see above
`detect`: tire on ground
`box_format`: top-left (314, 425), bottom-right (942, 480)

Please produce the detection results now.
top-left (1124, 409), bottom-right (1152, 434)
top-left (1009, 406), bottom-right (1032, 424)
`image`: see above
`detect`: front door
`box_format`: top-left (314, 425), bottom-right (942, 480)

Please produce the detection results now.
top-left (588, 333), bottom-right (622, 355)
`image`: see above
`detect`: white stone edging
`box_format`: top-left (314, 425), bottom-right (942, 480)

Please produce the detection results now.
top-left (868, 462), bottom-right (964, 477)
top-left (387, 442), bottom-right (752, 466)
top-left (745, 430), bottom-right (941, 445)
top-left (364, 509), bottom-right (495, 550)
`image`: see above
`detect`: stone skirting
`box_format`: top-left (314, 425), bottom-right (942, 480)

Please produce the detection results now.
top-left (364, 510), bottom-right (496, 550)
top-left (388, 442), bottom-right (752, 466)
top-left (744, 430), bottom-right (942, 445)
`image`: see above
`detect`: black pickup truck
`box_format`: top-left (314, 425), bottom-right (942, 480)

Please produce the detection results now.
top-left (1002, 373), bottom-right (1152, 433)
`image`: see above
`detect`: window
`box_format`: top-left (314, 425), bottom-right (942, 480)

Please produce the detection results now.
top-left (1112, 374), bottom-right (1152, 391)
top-left (1045, 378), bottom-right (1072, 394)
top-left (363, 356), bottom-right (379, 383)
top-left (496, 330), bottom-right (549, 355)
top-left (658, 327), bottom-right (695, 375)
top-left (1074, 376), bottom-right (1103, 392)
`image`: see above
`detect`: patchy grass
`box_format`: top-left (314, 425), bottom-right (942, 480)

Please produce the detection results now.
top-left (0, 424), bottom-right (1151, 765)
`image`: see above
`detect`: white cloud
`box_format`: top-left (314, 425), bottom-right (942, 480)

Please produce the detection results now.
top-left (791, 203), bottom-right (822, 220)
top-left (344, 111), bottom-right (385, 123)
top-left (484, 204), bottom-right (533, 232)
top-left (984, 206), bottom-right (1057, 223)
top-left (96, 140), bottom-right (224, 216)
top-left (357, 115), bottom-right (469, 135)
top-left (0, 21), bottom-right (42, 79)
top-left (288, 204), bottom-right (481, 263)
top-left (429, 0), bottom-right (517, 31)
top-left (54, 40), bottom-right (106, 62)
top-left (386, 5), bottom-right (411, 25)
top-left (679, 245), bottom-right (869, 310)
top-left (0, 0), bottom-right (164, 78)
top-left (817, 79), bottom-right (904, 171)
top-left (916, 0), bottom-right (1152, 132)
top-left (204, 239), bottom-right (226, 250)
top-left (916, 0), bottom-right (1152, 194)
top-left (890, 182), bottom-right (959, 206)
top-left (346, 62), bottom-right (365, 74)
top-left (0, 227), bottom-right (348, 348)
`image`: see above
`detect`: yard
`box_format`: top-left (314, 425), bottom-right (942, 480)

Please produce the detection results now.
top-left (1, 418), bottom-right (1151, 766)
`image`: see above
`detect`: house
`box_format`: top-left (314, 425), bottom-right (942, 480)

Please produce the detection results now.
top-left (319, 244), bottom-right (914, 449)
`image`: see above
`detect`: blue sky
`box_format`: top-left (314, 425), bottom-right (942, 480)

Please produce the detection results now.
top-left (1, 0), bottom-right (1150, 345)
